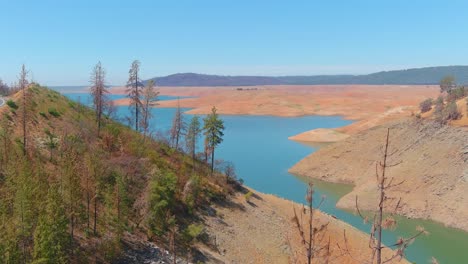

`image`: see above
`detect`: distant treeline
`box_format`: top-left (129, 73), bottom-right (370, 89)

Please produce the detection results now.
top-left (145, 66), bottom-right (468, 86)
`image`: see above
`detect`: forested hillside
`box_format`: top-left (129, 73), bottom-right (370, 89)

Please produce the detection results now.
top-left (146, 66), bottom-right (468, 86)
top-left (0, 85), bottom-right (237, 263)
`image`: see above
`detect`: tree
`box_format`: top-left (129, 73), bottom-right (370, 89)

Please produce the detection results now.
top-left (354, 128), bottom-right (427, 264)
top-left (170, 100), bottom-right (186, 150)
top-left (440, 75), bottom-right (456, 94)
top-left (203, 106), bottom-right (224, 174)
top-left (433, 95), bottom-right (445, 122)
top-left (33, 185), bottom-right (69, 264)
top-left (140, 80), bottom-right (159, 137)
top-left (126, 60), bottom-right (144, 131)
top-left (90, 61), bottom-right (108, 136)
top-left (149, 171), bottom-right (177, 235)
top-left (0, 79), bottom-right (10, 96)
top-left (443, 101), bottom-right (461, 121)
top-left (222, 161), bottom-right (236, 184)
top-left (185, 116), bottom-right (202, 160)
top-left (19, 65), bottom-right (29, 156)
top-left (292, 182), bottom-right (330, 264)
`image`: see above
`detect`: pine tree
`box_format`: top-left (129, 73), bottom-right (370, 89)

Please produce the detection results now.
top-left (126, 60), bottom-right (143, 131)
top-left (33, 185), bottom-right (69, 264)
top-left (203, 106), bottom-right (224, 174)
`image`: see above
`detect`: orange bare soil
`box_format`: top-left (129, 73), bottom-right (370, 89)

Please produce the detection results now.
top-left (111, 85), bottom-right (439, 142)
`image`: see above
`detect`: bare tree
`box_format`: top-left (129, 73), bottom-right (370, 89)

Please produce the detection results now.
top-left (353, 128), bottom-right (428, 264)
top-left (126, 60), bottom-right (144, 131)
top-left (140, 79), bottom-right (159, 137)
top-left (19, 65), bottom-right (29, 156)
top-left (292, 182), bottom-right (330, 264)
top-left (170, 99), bottom-right (185, 150)
top-left (0, 79), bottom-right (10, 96)
top-left (89, 61), bottom-right (108, 136)
top-left (185, 116), bottom-right (202, 160)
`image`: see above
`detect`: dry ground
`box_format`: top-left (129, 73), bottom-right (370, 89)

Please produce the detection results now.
top-left (198, 189), bottom-right (409, 264)
top-left (290, 117), bottom-right (468, 232)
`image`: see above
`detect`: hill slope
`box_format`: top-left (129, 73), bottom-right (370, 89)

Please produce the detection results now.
top-left (0, 85), bottom-right (410, 263)
top-left (0, 85), bottom-right (235, 263)
top-left (147, 66), bottom-right (468, 86)
top-left (290, 117), bottom-right (468, 231)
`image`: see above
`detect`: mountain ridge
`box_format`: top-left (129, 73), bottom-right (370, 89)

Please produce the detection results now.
top-left (146, 65), bottom-right (468, 86)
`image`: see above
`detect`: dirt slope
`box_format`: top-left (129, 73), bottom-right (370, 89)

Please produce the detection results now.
top-left (290, 118), bottom-right (468, 231)
top-left (199, 190), bottom-right (409, 264)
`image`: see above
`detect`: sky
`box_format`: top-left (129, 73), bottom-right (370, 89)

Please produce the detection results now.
top-left (1, 0), bottom-right (468, 85)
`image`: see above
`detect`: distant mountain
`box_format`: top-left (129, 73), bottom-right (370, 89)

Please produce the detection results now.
top-left (145, 66), bottom-right (468, 86)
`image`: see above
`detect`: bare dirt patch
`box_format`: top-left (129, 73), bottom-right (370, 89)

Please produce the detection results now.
top-left (198, 189), bottom-right (409, 264)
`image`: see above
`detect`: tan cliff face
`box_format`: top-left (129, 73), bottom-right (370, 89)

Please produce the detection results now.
top-left (289, 118), bottom-right (468, 231)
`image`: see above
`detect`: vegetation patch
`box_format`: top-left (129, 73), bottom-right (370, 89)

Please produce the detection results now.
top-left (6, 100), bottom-right (18, 110)
top-left (48, 107), bottom-right (61, 117)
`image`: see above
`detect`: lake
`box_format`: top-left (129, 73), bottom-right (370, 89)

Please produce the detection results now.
top-left (63, 91), bottom-right (468, 263)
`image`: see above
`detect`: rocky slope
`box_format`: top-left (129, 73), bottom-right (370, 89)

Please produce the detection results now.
top-left (290, 118), bottom-right (468, 231)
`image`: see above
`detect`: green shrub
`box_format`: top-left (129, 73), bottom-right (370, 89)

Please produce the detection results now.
top-left (6, 100), bottom-right (18, 110)
top-left (244, 191), bottom-right (253, 202)
top-left (444, 101), bottom-right (461, 121)
top-left (48, 108), bottom-right (60, 117)
top-left (39, 112), bottom-right (47, 118)
top-left (183, 223), bottom-right (204, 243)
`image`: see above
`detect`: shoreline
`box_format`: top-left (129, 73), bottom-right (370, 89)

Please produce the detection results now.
top-left (108, 84), bottom-right (439, 143)
top-left (289, 117), bottom-right (468, 234)
top-left (202, 186), bottom-right (409, 263)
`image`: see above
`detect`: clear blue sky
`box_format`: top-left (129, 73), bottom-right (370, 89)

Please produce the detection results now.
top-left (1, 0), bottom-right (468, 85)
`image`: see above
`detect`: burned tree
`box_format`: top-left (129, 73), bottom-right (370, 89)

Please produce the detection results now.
top-left (140, 79), bottom-right (159, 137)
top-left (292, 182), bottom-right (331, 264)
top-left (170, 99), bottom-right (185, 150)
top-left (353, 128), bottom-right (428, 264)
top-left (19, 65), bottom-right (29, 156)
top-left (89, 61), bottom-right (108, 136)
top-left (185, 115), bottom-right (201, 160)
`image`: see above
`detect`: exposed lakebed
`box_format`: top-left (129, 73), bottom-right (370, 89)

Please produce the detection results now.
top-left (63, 91), bottom-right (468, 263)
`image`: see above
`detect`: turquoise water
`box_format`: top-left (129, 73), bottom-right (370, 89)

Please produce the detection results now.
top-left (64, 92), bottom-right (468, 263)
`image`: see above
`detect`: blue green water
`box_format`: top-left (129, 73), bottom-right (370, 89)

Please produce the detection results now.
top-left (63, 91), bottom-right (468, 263)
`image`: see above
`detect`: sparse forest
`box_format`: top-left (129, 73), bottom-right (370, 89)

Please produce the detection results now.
top-left (418, 75), bottom-right (467, 122)
top-left (0, 66), bottom-right (239, 263)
